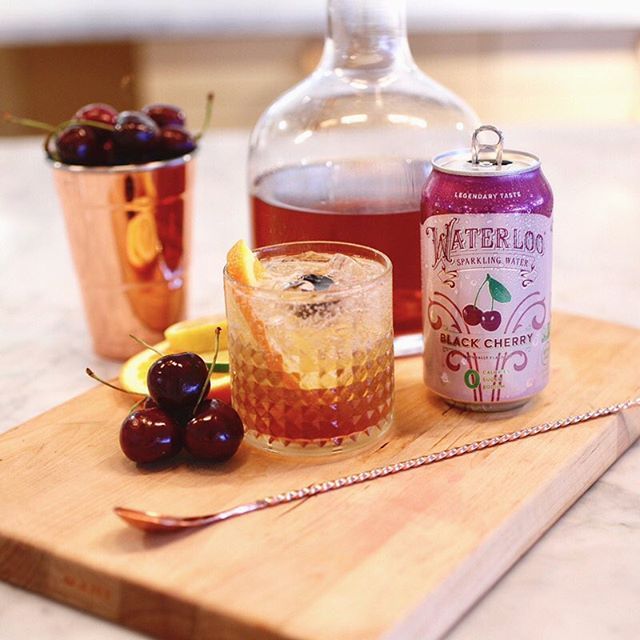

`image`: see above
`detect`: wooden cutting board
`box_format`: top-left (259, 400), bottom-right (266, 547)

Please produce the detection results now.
top-left (1, 312), bottom-right (639, 640)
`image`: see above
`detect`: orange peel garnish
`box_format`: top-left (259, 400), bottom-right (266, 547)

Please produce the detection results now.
top-left (225, 240), bottom-right (298, 389)
top-left (226, 239), bottom-right (265, 286)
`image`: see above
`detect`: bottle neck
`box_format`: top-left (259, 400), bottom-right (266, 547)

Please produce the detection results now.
top-left (320, 0), bottom-right (414, 72)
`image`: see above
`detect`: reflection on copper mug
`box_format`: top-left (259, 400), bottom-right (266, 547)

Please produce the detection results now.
top-left (51, 154), bottom-right (195, 360)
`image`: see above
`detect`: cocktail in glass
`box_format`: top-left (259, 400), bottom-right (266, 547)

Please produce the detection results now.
top-left (224, 241), bottom-right (394, 457)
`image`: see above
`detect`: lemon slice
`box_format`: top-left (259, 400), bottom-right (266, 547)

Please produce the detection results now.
top-left (164, 315), bottom-right (228, 352)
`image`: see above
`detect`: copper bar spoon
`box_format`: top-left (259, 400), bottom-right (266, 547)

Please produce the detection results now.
top-left (115, 396), bottom-right (640, 533)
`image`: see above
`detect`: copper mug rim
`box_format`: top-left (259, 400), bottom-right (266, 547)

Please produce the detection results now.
top-left (46, 149), bottom-right (197, 174)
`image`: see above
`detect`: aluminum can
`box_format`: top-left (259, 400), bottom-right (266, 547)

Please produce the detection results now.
top-left (420, 125), bottom-right (553, 411)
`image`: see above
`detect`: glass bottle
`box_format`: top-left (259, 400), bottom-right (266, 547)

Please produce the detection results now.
top-left (248, 0), bottom-right (479, 355)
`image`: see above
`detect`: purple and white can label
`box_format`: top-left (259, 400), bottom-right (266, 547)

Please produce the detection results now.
top-left (420, 126), bottom-right (553, 410)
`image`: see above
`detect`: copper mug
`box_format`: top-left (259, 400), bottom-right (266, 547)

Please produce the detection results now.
top-left (50, 154), bottom-right (195, 360)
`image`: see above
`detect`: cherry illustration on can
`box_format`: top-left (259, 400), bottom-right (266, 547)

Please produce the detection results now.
top-left (420, 125), bottom-right (553, 411)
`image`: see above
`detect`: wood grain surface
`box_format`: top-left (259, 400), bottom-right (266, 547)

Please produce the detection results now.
top-left (1, 312), bottom-right (639, 640)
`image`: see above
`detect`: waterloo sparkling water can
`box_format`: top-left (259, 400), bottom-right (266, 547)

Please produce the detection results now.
top-left (420, 126), bottom-right (553, 411)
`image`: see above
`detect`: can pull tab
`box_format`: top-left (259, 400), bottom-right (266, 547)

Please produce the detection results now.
top-left (471, 125), bottom-right (504, 167)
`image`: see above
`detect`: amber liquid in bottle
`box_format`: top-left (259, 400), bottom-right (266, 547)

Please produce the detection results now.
top-left (252, 160), bottom-right (427, 337)
top-left (248, 0), bottom-right (478, 354)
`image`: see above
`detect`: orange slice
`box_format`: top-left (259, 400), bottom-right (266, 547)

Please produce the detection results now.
top-left (225, 240), bottom-right (299, 389)
top-left (119, 340), bottom-right (171, 396)
top-left (207, 374), bottom-right (231, 405)
top-left (226, 239), bottom-right (265, 286)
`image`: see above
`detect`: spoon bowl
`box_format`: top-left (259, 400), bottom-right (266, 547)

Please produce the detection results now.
top-left (114, 501), bottom-right (270, 533)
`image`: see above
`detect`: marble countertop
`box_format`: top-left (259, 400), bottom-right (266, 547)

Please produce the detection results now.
top-left (0, 128), bottom-right (639, 639)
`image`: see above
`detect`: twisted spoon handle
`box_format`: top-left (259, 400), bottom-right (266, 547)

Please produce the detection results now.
top-left (225, 396), bottom-right (640, 517)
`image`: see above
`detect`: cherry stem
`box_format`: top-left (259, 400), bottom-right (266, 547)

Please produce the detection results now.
top-left (129, 334), bottom-right (164, 356)
top-left (194, 327), bottom-right (222, 412)
top-left (129, 397), bottom-right (146, 412)
top-left (86, 368), bottom-right (141, 396)
top-left (3, 114), bottom-right (114, 136)
top-left (68, 119), bottom-right (115, 132)
top-left (473, 274), bottom-right (490, 307)
top-left (4, 113), bottom-right (114, 159)
top-left (194, 92), bottom-right (214, 142)
top-left (48, 119), bottom-right (115, 142)
top-left (3, 112), bottom-right (56, 133)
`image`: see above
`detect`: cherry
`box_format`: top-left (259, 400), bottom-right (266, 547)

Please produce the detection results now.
top-left (140, 394), bottom-right (207, 429)
top-left (56, 125), bottom-right (114, 166)
top-left (119, 406), bottom-right (182, 463)
top-left (156, 125), bottom-right (197, 160)
top-left (164, 381), bottom-right (211, 426)
top-left (113, 110), bottom-right (159, 163)
top-left (184, 399), bottom-right (244, 461)
top-left (73, 103), bottom-right (117, 153)
top-left (147, 352), bottom-right (210, 415)
top-left (481, 310), bottom-right (502, 332)
top-left (73, 103), bottom-right (118, 127)
top-left (7, 92), bottom-right (212, 168)
top-left (462, 304), bottom-right (483, 326)
top-left (142, 103), bottom-right (186, 129)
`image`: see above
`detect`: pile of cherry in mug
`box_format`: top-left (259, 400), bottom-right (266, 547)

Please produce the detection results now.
top-left (54, 102), bottom-right (199, 166)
